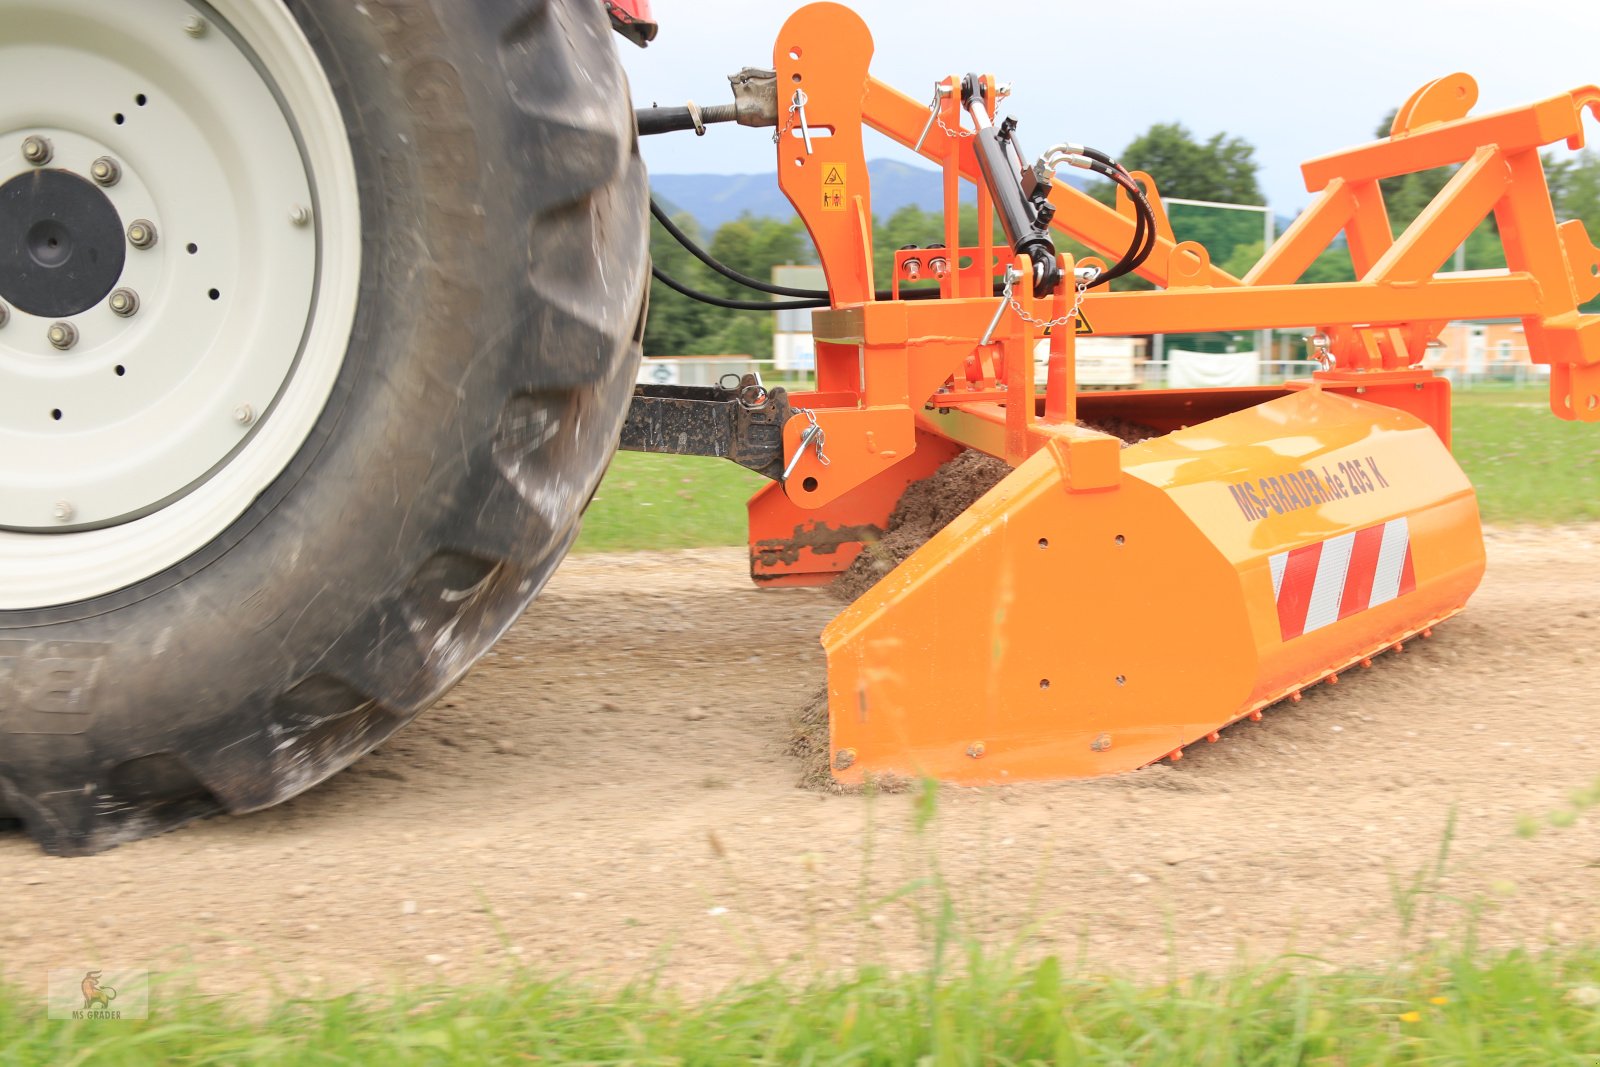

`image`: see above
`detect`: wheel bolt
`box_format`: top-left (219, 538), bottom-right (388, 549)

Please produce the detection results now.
top-left (127, 219), bottom-right (158, 250)
top-left (53, 501), bottom-right (75, 524)
top-left (234, 404), bottom-right (255, 426)
top-left (0, 303), bottom-right (9, 328)
top-left (184, 15), bottom-right (208, 37)
top-left (108, 288), bottom-right (140, 317)
top-left (90, 156), bottom-right (122, 186)
top-left (47, 322), bottom-right (78, 350)
top-left (21, 135), bottom-right (52, 166)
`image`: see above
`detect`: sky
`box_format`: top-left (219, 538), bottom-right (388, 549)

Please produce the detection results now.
top-left (623, 0), bottom-right (1599, 214)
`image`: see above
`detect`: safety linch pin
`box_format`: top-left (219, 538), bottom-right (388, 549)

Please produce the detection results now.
top-left (782, 409), bottom-right (830, 482)
top-left (791, 89), bottom-right (813, 155)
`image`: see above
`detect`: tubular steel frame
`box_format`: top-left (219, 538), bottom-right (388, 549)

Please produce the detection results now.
top-left (764, 4), bottom-right (1600, 530)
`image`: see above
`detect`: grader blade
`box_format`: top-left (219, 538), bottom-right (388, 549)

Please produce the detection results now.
top-left (625, 2), bottom-right (1600, 787)
top-left (822, 388), bottom-right (1483, 782)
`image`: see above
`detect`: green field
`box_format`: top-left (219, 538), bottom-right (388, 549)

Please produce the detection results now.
top-left (1448, 387), bottom-right (1600, 523)
top-left (575, 449), bottom-right (765, 553)
top-left (577, 386), bottom-right (1600, 554)
top-left (5, 944), bottom-right (1599, 1064)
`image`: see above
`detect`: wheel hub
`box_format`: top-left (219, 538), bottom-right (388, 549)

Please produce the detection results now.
top-left (0, 169), bottom-right (128, 317)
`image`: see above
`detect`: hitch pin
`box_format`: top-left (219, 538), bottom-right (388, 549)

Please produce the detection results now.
top-left (792, 89), bottom-right (814, 155)
top-left (782, 409), bottom-right (830, 482)
top-left (913, 83), bottom-right (954, 154)
top-left (979, 267), bottom-right (1021, 347)
top-left (913, 88), bottom-right (940, 153)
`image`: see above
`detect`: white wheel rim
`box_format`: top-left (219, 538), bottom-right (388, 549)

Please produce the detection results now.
top-left (0, 0), bottom-right (360, 610)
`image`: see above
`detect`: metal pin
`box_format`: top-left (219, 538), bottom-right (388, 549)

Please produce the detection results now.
top-left (979, 267), bottom-right (1021, 347)
top-left (914, 89), bottom-right (940, 154)
top-left (792, 89), bottom-right (813, 155)
top-left (781, 423), bottom-right (821, 482)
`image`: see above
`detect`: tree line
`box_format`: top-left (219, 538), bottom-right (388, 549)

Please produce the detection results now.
top-left (644, 120), bottom-right (1600, 358)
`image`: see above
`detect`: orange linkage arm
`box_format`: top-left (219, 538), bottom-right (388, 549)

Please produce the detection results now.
top-left (856, 64), bottom-right (1600, 421)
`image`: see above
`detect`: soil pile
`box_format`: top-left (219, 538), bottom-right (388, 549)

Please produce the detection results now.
top-left (830, 450), bottom-right (1011, 602)
top-left (829, 421), bottom-right (1157, 603)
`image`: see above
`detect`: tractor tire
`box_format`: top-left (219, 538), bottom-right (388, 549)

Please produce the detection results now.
top-left (0, 0), bottom-right (647, 854)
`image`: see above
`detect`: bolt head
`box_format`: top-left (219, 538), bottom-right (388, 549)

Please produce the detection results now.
top-left (52, 501), bottom-right (75, 524)
top-left (47, 322), bottom-right (78, 350)
top-left (90, 156), bottom-right (122, 186)
top-left (1090, 732), bottom-right (1113, 752)
top-left (108, 288), bottom-right (139, 317)
top-left (966, 741), bottom-right (986, 759)
top-left (127, 220), bottom-right (158, 250)
top-left (233, 404), bottom-right (255, 426)
top-left (832, 748), bottom-right (856, 771)
top-left (184, 15), bottom-right (208, 37)
top-left (289, 204), bottom-right (311, 227)
top-left (0, 303), bottom-right (9, 328)
top-left (21, 135), bottom-right (52, 166)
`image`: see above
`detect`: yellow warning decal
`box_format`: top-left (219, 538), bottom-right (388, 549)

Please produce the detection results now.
top-left (821, 163), bottom-right (846, 211)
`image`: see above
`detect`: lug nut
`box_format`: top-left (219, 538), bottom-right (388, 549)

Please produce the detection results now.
top-left (289, 204), bottom-right (311, 227)
top-left (0, 303), bottom-right (9, 328)
top-left (47, 322), bottom-right (79, 350)
top-left (108, 288), bottom-right (140, 317)
top-left (21, 135), bottom-right (52, 166)
top-left (90, 156), bottom-right (122, 186)
top-left (184, 15), bottom-right (208, 37)
top-left (52, 501), bottom-right (75, 524)
top-left (234, 404), bottom-right (255, 426)
top-left (127, 220), bottom-right (158, 250)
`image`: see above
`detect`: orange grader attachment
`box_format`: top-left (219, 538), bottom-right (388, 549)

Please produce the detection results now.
top-left (718, 3), bottom-right (1600, 784)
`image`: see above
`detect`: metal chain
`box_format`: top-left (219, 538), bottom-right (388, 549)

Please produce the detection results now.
top-left (1003, 271), bottom-right (1090, 331)
top-left (925, 89), bottom-right (972, 139)
top-left (772, 88), bottom-right (807, 144)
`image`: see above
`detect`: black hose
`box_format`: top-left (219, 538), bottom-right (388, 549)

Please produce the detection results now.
top-left (1075, 157), bottom-right (1156, 287)
top-left (650, 200), bottom-right (828, 298)
top-left (650, 265), bottom-right (829, 311)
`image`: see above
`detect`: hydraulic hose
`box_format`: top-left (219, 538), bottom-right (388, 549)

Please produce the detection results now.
top-left (650, 265), bottom-right (828, 311)
top-left (650, 199), bottom-right (827, 298)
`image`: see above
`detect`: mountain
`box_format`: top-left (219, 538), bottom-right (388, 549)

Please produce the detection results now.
top-left (649, 158), bottom-right (1092, 233)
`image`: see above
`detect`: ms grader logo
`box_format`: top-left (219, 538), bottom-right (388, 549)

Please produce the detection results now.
top-left (47, 966), bottom-right (149, 1020)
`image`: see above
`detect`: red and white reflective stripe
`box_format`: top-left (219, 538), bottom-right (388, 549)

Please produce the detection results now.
top-left (1269, 518), bottom-right (1416, 641)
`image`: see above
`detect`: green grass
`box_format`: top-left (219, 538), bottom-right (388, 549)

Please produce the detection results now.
top-left (4, 946), bottom-right (1599, 1064)
top-left (577, 386), bottom-right (1600, 555)
top-left (574, 450), bottom-right (765, 553)
top-left (1450, 387), bottom-right (1600, 524)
